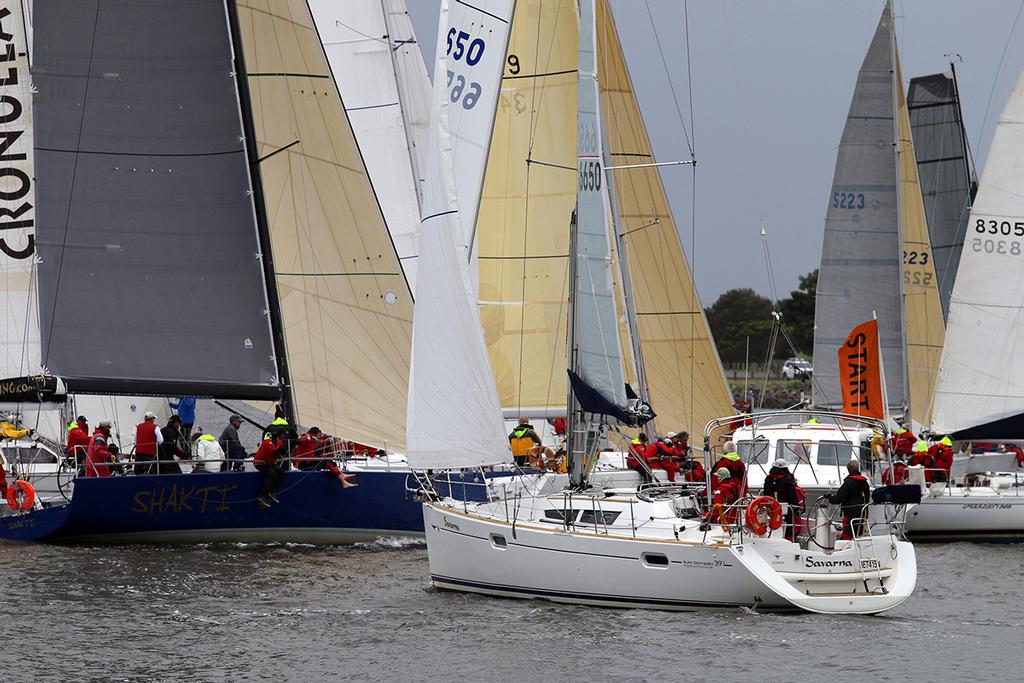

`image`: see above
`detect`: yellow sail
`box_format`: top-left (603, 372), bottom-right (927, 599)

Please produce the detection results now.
top-left (595, 0), bottom-right (733, 434)
top-left (896, 54), bottom-right (944, 429)
top-left (476, 0), bottom-right (578, 415)
top-left (236, 0), bottom-right (413, 449)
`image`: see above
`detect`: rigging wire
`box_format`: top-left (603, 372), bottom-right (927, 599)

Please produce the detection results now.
top-left (642, 0), bottom-right (693, 157)
top-left (975, 0), bottom-right (1024, 160)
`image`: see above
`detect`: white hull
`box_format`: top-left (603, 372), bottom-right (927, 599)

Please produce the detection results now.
top-left (904, 486), bottom-right (1024, 542)
top-left (423, 500), bottom-right (915, 615)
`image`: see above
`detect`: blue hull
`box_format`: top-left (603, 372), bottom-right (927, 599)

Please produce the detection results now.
top-left (0, 469), bottom-right (429, 544)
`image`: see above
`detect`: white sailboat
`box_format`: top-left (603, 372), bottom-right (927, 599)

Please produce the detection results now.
top-left (904, 67), bottom-right (1024, 542)
top-left (412, 0), bottom-right (916, 614)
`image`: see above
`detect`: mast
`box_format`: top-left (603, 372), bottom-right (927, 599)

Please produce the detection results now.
top-left (380, 0), bottom-right (424, 212)
top-left (225, 0), bottom-right (295, 423)
top-left (888, 1), bottom-right (910, 419)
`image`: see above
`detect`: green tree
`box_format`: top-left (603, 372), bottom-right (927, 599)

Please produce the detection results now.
top-left (778, 269), bottom-right (817, 356)
top-left (704, 288), bottom-right (774, 365)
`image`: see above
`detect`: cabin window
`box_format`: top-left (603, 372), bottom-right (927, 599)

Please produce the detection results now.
top-left (817, 441), bottom-right (855, 466)
top-left (544, 508), bottom-right (579, 522)
top-left (778, 440), bottom-right (812, 466)
top-left (3, 447), bottom-right (56, 465)
top-left (642, 553), bottom-right (669, 568)
top-left (579, 510), bottom-right (621, 525)
top-left (737, 440), bottom-right (770, 464)
top-left (490, 534), bottom-right (507, 549)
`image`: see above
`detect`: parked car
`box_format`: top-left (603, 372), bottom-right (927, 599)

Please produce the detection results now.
top-left (781, 358), bottom-right (813, 380)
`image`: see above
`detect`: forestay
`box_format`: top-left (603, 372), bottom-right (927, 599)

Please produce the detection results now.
top-left (476, 0), bottom-right (577, 416)
top-left (0, 0), bottom-right (40, 381)
top-left (235, 0), bottom-right (414, 448)
top-left (595, 0), bottom-right (732, 434)
top-left (406, 0), bottom-right (512, 469)
top-left (908, 72), bottom-right (975, 323)
top-left (931, 69), bottom-right (1024, 438)
top-left (310, 0), bottom-right (432, 292)
top-left (813, 3), bottom-right (904, 411)
top-left (569, 0), bottom-right (626, 414)
top-left (34, 0), bottom-right (279, 399)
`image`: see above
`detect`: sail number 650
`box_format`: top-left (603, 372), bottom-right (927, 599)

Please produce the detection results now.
top-left (446, 28), bottom-right (485, 66)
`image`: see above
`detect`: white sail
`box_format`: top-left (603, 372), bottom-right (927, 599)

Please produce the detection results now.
top-left (570, 0), bottom-right (626, 411)
top-left (443, 0), bottom-right (514, 291)
top-left (309, 0), bottom-right (431, 292)
top-left (931, 68), bottom-right (1024, 437)
top-left (406, 0), bottom-right (512, 469)
top-left (0, 0), bottom-right (39, 380)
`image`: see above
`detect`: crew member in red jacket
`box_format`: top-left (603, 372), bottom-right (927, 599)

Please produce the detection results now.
top-left (909, 440), bottom-right (934, 482)
top-left (702, 468), bottom-right (741, 528)
top-left (654, 437), bottom-right (682, 482)
top-left (881, 459), bottom-right (908, 485)
top-left (928, 436), bottom-right (955, 482)
top-left (85, 420), bottom-right (116, 477)
top-left (712, 441), bottom-right (746, 493)
top-left (1006, 443), bottom-right (1024, 467)
top-left (66, 416), bottom-right (90, 470)
top-left (254, 437), bottom-right (287, 508)
top-left (133, 411), bottom-right (164, 475)
top-left (626, 433), bottom-right (656, 483)
top-left (890, 424), bottom-right (917, 458)
top-left (292, 428), bottom-right (358, 488)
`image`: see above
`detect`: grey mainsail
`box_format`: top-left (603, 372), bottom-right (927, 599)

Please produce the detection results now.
top-left (33, 0), bottom-right (280, 399)
top-left (907, 71), bottom-right (975, 322)
top-left (812, 3), bottom-right (904, 411)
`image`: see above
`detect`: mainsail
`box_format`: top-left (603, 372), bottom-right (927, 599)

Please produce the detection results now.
top-left (812, 3), bottom-right (904, 411)
top-left (595, 0), bottom-right (732, 434)
top-left (896, 55), bottom-right (944, 429)
top-left (931, 68), bottom-right (1024, 439)
top-left (406, 0), bottom-right (513, 469)
top-left (33, 0), bottom-right (280, 400)
top-left (908, 71), bottom-right (975, 322)
top-left (476, 0), bottom-right (577, 416)
top-left (0, 0), bottom-right (41, 386)
top-left (310, 0), bottom-right (432, 292)
top-left (235, 0), bottom-right (416, 449)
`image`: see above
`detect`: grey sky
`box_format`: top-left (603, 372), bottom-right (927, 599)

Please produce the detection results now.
top-left (408, 0), bottom-right (1024, 306)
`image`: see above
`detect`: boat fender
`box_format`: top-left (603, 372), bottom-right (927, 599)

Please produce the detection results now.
top-left (5, 480), bottom-right (35, 511)
top-left (745, 496), bottom-right (782, 535)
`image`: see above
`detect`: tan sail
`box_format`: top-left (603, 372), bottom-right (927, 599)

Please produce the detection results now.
top-left (476, 0), bottom-right (578, 415)
top-left (896, 54), bottom-right (944, 428)
top-left (236, 1), bottom-right (413, 449)
top-left (595, 0), bottom-right (733, 434)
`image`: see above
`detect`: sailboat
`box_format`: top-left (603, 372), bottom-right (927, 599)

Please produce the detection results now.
top-left (412, 0), bottom-right (916, 614)
top-left (811, 1), bottom-right (944, 434)
top-left (899, 68), bottom-right (1024, 543)
top-left (0, 0), bottom-right (492, 543)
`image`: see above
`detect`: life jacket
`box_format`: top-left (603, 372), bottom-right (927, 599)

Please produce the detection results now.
top-left (684, 460), bottom-right (705, 483)
top-left (254, 438), bottom-right (284, 465)
top-left (293, 433), bottom-right (321, 465)
top-left (626, 438), bottom-right (647, 468)
top-left (85, 429), bottom-right (113, 477)
top-left (709, 478), bottom-right (741, 525)
top-left (66, 423), bottom-right (90, 458)
top-left (135, 420), bottom-right (160, 455)
top-left (509, 425), bottom-right (536, 457)
top-left (929, 443), bottom-right (954, 475)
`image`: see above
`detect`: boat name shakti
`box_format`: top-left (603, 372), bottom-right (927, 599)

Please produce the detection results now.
top-left (962, 503), bottom-right (1012, 510)
top-left (131, 484), bottom-right (238, 515)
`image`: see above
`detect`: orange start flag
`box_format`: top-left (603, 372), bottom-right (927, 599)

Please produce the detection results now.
top-left (839, 319), bottom-right (885, 419)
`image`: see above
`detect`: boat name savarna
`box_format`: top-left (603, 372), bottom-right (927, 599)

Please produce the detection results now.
top-left (804, 556), bottom-right (855, 569)
top-left (0, 3), bottom-right (34, 262)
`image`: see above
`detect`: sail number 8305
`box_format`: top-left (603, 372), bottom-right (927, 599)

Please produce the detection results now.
top-left (973, 218), bottom-right (1024, 256)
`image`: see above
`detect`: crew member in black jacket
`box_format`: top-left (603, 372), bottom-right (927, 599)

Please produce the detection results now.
top-left (762, 458), bottom-right (801, 540)
top-left (826, 459), bottom-right (871, 540)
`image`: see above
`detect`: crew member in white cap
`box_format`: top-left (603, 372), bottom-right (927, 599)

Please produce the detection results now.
top-left (133, 411), bottom-right (164, 475)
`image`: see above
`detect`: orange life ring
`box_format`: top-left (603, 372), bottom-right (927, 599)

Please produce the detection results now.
top-left (745, 496), bottom-right (783, 535)
top-left (6, 480), bottom-right (35, 511)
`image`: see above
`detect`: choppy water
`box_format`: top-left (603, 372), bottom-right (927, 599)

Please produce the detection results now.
top-left (1, 540), bottom-right (1019, 681)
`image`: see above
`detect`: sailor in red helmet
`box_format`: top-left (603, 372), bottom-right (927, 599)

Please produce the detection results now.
top-left (85, 419), bottom-right (116, 477)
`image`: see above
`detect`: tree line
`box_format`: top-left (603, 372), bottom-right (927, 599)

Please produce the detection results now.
top-left (704, 270), bottom-right (817, 367)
